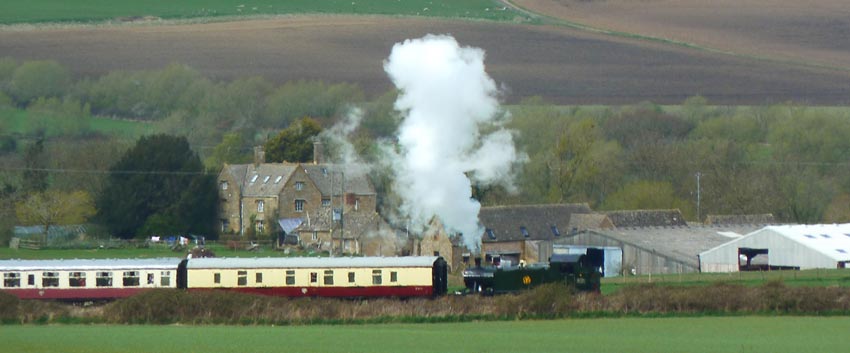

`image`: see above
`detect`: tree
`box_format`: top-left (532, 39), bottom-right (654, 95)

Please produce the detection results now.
top-left (9, 60), bottom-right (70, 106)
top-left (96, 134), bottom-right (217, 238)
top-left (264, 117), bottom-right (323, 163)
top-left (21, 137), bottom-right (48, 194)
top-left (203, 132), bottom-right (252, 170)
top-left (601, 180), bottom-right (694, 218)
top-left (15, 190), bottom-right (96, 239)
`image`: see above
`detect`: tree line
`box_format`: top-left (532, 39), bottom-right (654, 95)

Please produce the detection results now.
top-left (1, 59), bottom-right (849, 244)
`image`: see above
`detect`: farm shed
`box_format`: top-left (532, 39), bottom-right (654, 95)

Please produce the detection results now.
top-left (479, 203), bottom-right (593, 266)
top-left (699, 224), bottom-right (850, 272)
top-left (554, 225), bottom-right (759, 275)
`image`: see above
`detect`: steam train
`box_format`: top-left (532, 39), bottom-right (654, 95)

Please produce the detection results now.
top-left (462, 249), bottom-right (604, 294)
top-left (0, 256), bottom-right (447, 301)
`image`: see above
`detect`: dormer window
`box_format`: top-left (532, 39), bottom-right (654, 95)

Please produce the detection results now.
top-left (263, 176), bottom-right (270, 183)
top-left (250, 174), bottom-right (259, 183)
top-left (486, 229), bottom-right (496, 240)
top-left (274, 176), bottom-right (283, 184)
top-left (551, 225), bottom-right (560, 237)
top-left (520, 226), bottom-right (529, 238)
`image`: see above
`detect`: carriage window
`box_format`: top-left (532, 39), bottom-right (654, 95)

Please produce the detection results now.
top-left (28, 274), bottom-right (35, 286)
top-left (161, 271), bottom-right (171, 286)
top-left (123, 271), bottom-right (140, 287)
top-left (147, 273), bottom-right (155, 285)
top-left (69, 272), bottom-right (86, 287)
top-left (390, 271), bottom-right (398, 283)
top-left (310, 272), bottom-right (318, 283)
top-left (42, 272), bottom-right (59, 287)
top-left (256, 272), bottom-right (263, 284)
top-left (372, 270), bottom-right (382, 285)
top-left (286, 270), bottom-right (295, 285)
top-left (214, 273), bottom-right (221, 284)
top-left (96, 272), bottom-right (113, 287)
top-left (3, 273), bottom-right (20, 287)
top-left (348, 272), bottom-right (355, 283)
top-left (237, 271), bottom-right (248, 286)
top-left (324, 270), bottom-right (334, 285)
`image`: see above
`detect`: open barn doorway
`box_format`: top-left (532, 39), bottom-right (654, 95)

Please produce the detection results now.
top-left (738, 248), bottom-right (769, 271)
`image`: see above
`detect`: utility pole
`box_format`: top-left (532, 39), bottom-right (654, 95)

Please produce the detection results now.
top-left (695, 172), bottom-right (701, 222)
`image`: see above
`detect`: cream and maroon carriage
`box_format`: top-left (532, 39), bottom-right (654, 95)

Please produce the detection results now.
top-left (0, 258), bottom-right (182, 300)
top-left (178, 256), bottom-right (448, 298)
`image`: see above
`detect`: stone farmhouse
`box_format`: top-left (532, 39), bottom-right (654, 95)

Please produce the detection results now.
top-left (217, 146), bottom-right (388, 254)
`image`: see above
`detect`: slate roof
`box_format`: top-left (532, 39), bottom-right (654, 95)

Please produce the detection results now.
top-left (480, 203), bottom-right (593, 242)
top-left (579, 225), bottom-right (760, 268)
top-left (605, 209), bottom-right (687, 228)
top-left (302, 163), bottom-right (375, 196)
top-left (240, 163), bottom-right (298, 197)
top-left (705, 214), bottom-right (776, 225)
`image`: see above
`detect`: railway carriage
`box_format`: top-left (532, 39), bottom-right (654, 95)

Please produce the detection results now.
top-left (178, 256), bottom-right (448, 298)
top-left (0, 258), bottom-right (181, 300)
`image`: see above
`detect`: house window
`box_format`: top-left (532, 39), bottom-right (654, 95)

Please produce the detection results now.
top-left (372, 270), bottom-right (382, 285)
top-left (257, 200), bottom-right (264, 213)
top-left (161, 271), bottom-right (171, 286)
top-left (250, 174), bottom-right (259, 183)
top-left (274, 176), bottom-right (283, 183)
top-left (123, 271), bottom-right (140, 287)
top-left (324, 270), bottom-right (334, 285)
top-left (263, 176), bottom-right (270, 183)
top-left (354, 199), bottom-right (359, 211)
top-left (322, 198), bottom-right (331, 207)
top-left (220, 181), bottom-right (228, 190)
top-left (295, 199), bottom-right (305, 212)
top-left (520, 226), bottom-right (529, 238)
top-left (96, 272), bottom-right (113, 287)
top-left (310, 272), bottom-right (318, 283)
top-left (256, 272), bottom-right (263, 284)
top-left (237, 271), bottom-right (248, 286)
top-left (295, 181), bottom-right (304, 190)
top-left (42, 272), bottom-right (59, 287)
top-left (255, 220), bottom-right (264, 233)
top-left (434, 251), bottom-right (440, 256)
top-left (3, 273), bottom-right (20, 287)
top-left (312, 232), bottom-right (318, 241)
top-left (486, 229), bottom-right (496, 240)
top-left (348, 272), bottom-right (355, 283)
top-left (214, 273), bottom-right (221, 284)
top-left (286, 270), bottom-right (295, 285)
top-left (221, 219), bottom-right (230, 233)
top-left (551, 225), bottom-right (560, 237)
top-left (68, 272), bottom-right (86, 287)
top-left (390, 271), bottom-right (398, 283)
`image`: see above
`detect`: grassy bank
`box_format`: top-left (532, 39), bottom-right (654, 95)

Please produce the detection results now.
top-left (2, 317), bottom-right (849, 353)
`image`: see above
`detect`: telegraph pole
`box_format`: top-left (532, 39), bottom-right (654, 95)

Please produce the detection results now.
top-left (695, 172), bottom-right (701, 222)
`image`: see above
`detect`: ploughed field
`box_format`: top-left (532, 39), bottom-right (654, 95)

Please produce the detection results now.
top-left (515, 0), bottom-right (850, 71)
top-left (2, 14), bottom-right (849, 105)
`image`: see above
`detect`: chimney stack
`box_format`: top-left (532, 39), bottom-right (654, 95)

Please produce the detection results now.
top-left (313, 139), bottom-right (324, 165)
top-left (253, 146), bottom-right (265, 166)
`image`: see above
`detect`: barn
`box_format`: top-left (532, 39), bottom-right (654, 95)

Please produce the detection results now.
top-left (699, 224), bottom-right (850, 272)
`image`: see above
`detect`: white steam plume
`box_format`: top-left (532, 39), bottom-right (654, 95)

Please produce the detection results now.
top-left (383, 34), bottom-right (522, 253)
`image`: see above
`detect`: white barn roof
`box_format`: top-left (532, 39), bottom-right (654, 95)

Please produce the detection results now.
top-left (186, 256), bottom-right (440, 269)
top-left (699, 224), bottom-right (850, 272)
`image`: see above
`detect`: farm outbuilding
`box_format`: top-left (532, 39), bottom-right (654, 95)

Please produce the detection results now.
top-left (699, 224), bottom-right (850, 272)
top-left (555, 225), bottom-right (760, 275)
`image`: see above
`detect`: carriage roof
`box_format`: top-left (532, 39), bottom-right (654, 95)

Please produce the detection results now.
top-left (0, 258), bottom-right (183, 271)
top-left (185, 256), bottom-right (442, 269)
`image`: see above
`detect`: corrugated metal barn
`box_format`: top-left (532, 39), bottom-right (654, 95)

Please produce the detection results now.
top-left (699, 224), bottom-right (850, 272)
top-left (555, 225), bottom-right (759, 275)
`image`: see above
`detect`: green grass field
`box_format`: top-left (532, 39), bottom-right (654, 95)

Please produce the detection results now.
top-left (2, 317), bottom-right (848, 353)
top-left (0, 0), bottom-right (521, 25)
top-left (601, 268), bottom-right (850, 294)
top-left (0, 107), bottom-right (154, 139)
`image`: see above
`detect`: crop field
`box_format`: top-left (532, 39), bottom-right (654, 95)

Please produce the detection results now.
top-left (2, 317), bottom-right (849, 353)
top-left (514, 0), bottom-right (850, 71)
top-left (0, 0), bottom-right (523, 25)
top-left (2, 16), bottom-right (849, 106)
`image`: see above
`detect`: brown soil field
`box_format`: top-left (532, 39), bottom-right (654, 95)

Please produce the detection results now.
top-left (1, 15), bottom-right (848, 105)
top-left (514, 0), bottom-right (850, 71)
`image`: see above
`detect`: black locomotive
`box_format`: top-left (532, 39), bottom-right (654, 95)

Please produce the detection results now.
top-left (462, 248), bottom-right (603, 294)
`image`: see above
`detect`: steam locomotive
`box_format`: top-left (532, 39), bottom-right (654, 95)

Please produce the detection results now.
top-left (462, 249), bottom-right (603, 294)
